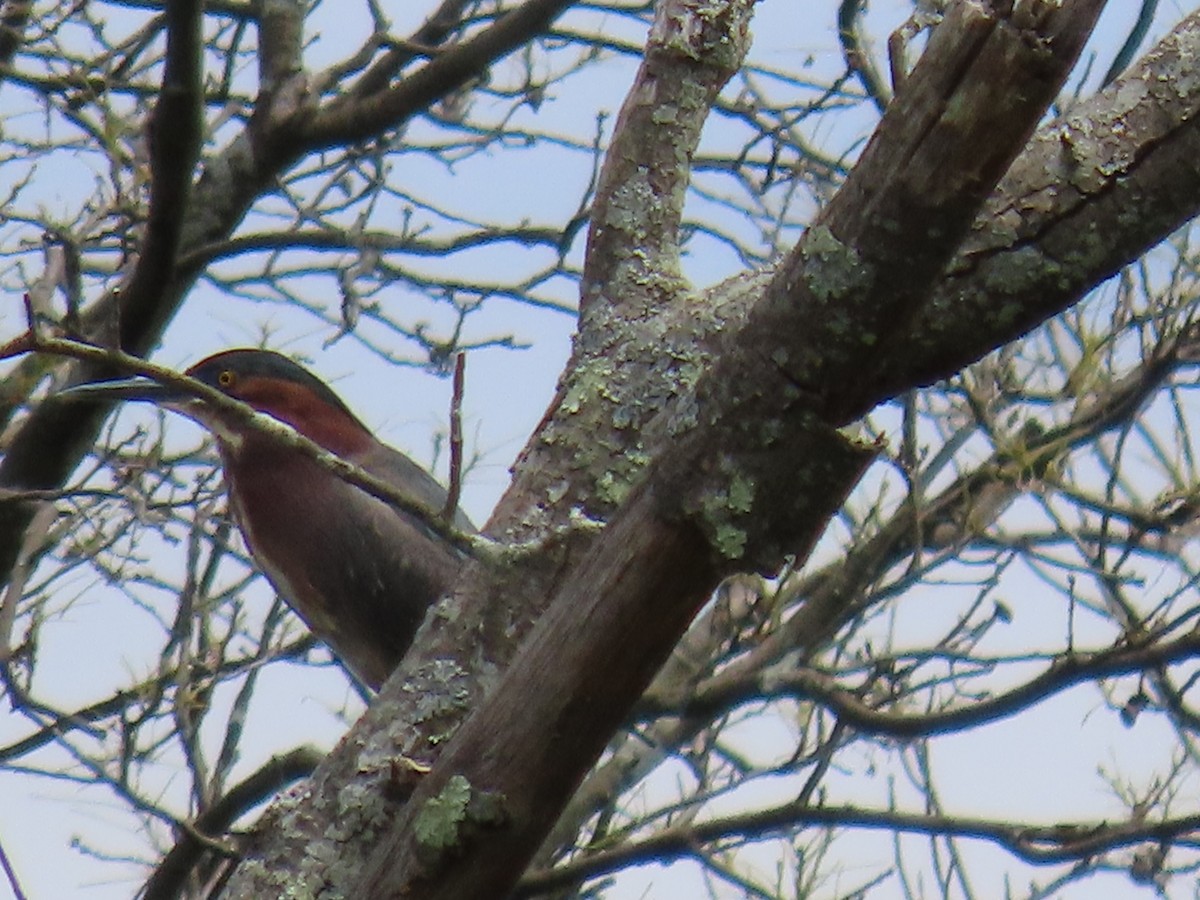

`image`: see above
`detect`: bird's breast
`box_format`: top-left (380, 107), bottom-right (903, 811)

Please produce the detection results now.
top-left (218, 442), bottom-right (460, 688)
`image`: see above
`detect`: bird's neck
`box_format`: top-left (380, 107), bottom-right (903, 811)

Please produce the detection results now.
top-left (198, 402), bottom-right (375, 462)
top-left (223, 422), bottom-right (375, 467)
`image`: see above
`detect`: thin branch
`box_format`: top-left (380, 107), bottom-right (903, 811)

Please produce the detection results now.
top-left (837, 0), bottom-right (889, 113)
top-left (651, 628), bottom-right (1200, 738)
top-left (1101, 0), bottom-right (1159, 86)
top-left (2, 334), bottom-right (478, 555)
top-left (307, 0), bottom-right (578, 148)
top-left (518, 804), bottom-right (1200, 894)
top-left (0, 834), bottom-right (28, 900)
top-left (442, 351), bottom-right (466, 524)
top-left (141, 747), bottom-right (323, 900)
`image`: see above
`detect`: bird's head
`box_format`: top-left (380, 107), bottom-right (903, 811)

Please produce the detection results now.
top-left (61, 349), bottom-right (375, 457)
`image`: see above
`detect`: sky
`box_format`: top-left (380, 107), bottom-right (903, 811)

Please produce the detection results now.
top-left (0, 1), bottom-right (1195, 898)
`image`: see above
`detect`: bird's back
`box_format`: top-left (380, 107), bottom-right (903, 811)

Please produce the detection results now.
top-left (224, 435), bottom-right (473, 689)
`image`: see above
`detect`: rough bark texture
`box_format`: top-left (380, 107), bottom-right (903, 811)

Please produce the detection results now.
top-left (213, 2), bottom-right (1191, 898)
top-left (10, 0), bottom-right (1200, 896)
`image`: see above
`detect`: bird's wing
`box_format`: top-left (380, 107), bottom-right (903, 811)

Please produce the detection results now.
top-left (355, 442), bottom-right (476, 534)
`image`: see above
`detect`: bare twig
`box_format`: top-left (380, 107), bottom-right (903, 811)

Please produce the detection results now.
top-left (0, 834), bottom-right (28, 900)
top-left (5, 332), bottom-right (479, 555)
top-left (442, 351), bottom-right (465, 524)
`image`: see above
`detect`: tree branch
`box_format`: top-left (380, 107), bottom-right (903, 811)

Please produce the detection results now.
top-left (581, 0), bottom-right (751, 310)
top-left (519, 802), bottom-right (1200, 894)
top-left (874, 8), bottom-right (1200, 400)
top-left (142, 747), bottom-right (323, 900)
top-left (306, 0), bottom-right (577, 147)
top-left (653, 627), bottom-right (1200, 739)
top-left (119, 0), bottom-right (205, 345)
top-left (340, 3), bottom-right (1107, 896)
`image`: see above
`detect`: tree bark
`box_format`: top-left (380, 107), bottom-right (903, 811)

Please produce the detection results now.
top-left (216, 2), bottom-right (1200, 898)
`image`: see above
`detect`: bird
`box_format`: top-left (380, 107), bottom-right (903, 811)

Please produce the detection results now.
top-left (61, 349), bottom-right (473, 690)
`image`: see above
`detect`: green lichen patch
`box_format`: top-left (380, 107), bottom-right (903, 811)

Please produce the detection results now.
top-left (800, 225), bottom-right (874, 304)
top-left (414, 774), bottom-right (473, 854)
top-left (698, 465), bottom-right (757, 560)
top-left (727, 472), bottom-right (755, 513)
top-left (713, 522), bottom-right (748, 558)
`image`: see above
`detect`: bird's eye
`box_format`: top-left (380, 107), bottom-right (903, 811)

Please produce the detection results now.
top-left (217, 370), bottom-right (236, 389)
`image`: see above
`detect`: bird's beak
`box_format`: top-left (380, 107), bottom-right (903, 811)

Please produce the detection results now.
top-left (55, 376), bottom-right (191, 406)
top-left (57, 376), bottom-right (240, 444)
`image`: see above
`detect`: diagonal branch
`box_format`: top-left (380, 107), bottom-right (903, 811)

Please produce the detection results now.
top-left (142, 747), bottom-right (323, 900)
top-left (581, 0), bottom-right (750, 311)
top-left (344, 3), bottom-right (1107, 898)
top-left (306, 0), bottom-right (578, 148)
top-left (519, 801), bottom-right (1200, 894)
top-left (119, 0), bottom-right (206, 345)
top-left (345, 0), bottom-right (478, 98)
top-left (874, 8), bottom-right (1200, 400)
top-left (666, 628), bottom-right (1200, 741)
top-left (750, 0), bottom-right (1110, 424)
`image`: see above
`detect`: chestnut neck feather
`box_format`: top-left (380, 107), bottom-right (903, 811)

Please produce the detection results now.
top-left (226, 376), bottom-right (375, 460)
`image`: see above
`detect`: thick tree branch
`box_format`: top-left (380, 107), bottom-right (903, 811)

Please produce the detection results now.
top-left (753, 0), bottom-right (1109, 425)
top-left (119, 0), bottom-right (205, 345)
top-left (218, 3), bottom-right (1123, 895)
top-left (581, 0), bottom-right (750, 309)
top-left (219, 1), bottom-right (755, 893)
top-left (351, 421), bottom-right (867, 898)
top-left (875, 8), bottom-right (1200, 399)
top-left (256, 0), bottom-right (304, 94)
top-left (338, 3), bottom-right (1107, 897)
top-left (306, 0), bottom-right (577, 147)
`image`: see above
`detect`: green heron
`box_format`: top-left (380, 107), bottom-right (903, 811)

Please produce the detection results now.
top-left (62, 349), bottom-right (473, 690)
